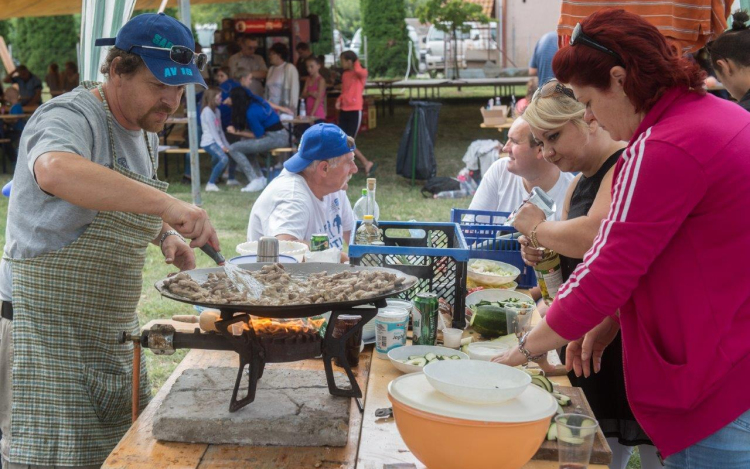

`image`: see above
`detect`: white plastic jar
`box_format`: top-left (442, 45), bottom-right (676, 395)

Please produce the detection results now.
top-left (375, 306), bottom-right (409, 359)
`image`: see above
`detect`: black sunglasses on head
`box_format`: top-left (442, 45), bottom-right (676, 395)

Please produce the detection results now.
top-left (129, 44), bottom-right (208, 71)
top-left (571, 23), bottom-right (624, 65)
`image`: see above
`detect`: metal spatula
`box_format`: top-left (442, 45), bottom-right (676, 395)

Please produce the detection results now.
top-left (200, 244), bottom-right (265, 299)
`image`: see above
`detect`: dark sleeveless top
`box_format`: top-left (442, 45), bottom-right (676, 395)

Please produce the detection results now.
top-left (560, 150), bottom-right (622, 279)
top-left (558, 149), bottom-right (653, 447)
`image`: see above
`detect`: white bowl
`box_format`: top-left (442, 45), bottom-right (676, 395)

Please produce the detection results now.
top-left (467, 259), bottom-right (521, 286)
top-left (236, 240), bottom-right (309, 262)
top-left (466, 341), bottom-right (515, 361)
top-left (423, 360), bottom-right (531, 404)
top-left (388, 345), bottom-right (469, 374)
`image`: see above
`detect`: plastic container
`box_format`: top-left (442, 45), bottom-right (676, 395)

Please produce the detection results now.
top-left (388, 372), bottom-right (557, 469)
top-left (375, 306), bottom-right (409, 359)
top-left (350, 221), bottom-right (470, 328)
top-left (236, 240), bottom-right (308, 262)
top-left (451, 209), bottom-right (537, 289)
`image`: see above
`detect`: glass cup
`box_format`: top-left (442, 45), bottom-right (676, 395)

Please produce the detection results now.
top-left (442, 328), bottom-right (463, 349)
top-left (556, 413), bottom-right (599, 469)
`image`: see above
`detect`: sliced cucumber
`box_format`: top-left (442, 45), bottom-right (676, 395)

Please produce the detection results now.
top-left (523, 368), bottom-right (544, 376)
top-left (556, 403), bottom-right (565, 416)
top-left (436, 355), bottom-right (446, 360)
top-left (425, 352), bottom-right (437, 361)
top-left (408, 355), bottom-right (421, 360)
top-left (406, 357), bottom-right (427, 367)
top-left (557, 425), bottom-right (585, 445)
top-left (579, 419), bottom-right (597, 437)
top-left (450, 355), bottom-right (461, 360)
top-left (546, 423), bottom-right (558, 441)
top-left (552, 392), bottom-right (571, 406)
top-left (531, 375), bottom-right (554, 393)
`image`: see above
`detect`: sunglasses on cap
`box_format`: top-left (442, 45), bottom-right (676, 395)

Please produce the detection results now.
top-left (571, 23), bottom-right (624, 65)
top-left (129, 44), bottom-right (208, 71)
top-left (533, 79), bottom-right (576, 102)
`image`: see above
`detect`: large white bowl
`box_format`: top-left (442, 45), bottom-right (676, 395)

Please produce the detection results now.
top-left (236, 240), bottom-right (309, 262)
top-left (467, 259), bottom-right (521, 286)
top-left (423, 360), bottom-right (531, 404)
top-left (388, 345), bottom-right (469, 374)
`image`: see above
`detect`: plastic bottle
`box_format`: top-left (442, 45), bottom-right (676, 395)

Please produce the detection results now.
top-left (299, 100), bottom-right (307, 117)
top-left (355, 215), bottom-right (381, 245)
top-left (457, 174), bottom-right (478, 196)
top-left (494, 97), bottom-right (501, 107)
top-left (486, 99), bottom-right (493, 110)
top-left (353, 188), bottom-right (369, 220)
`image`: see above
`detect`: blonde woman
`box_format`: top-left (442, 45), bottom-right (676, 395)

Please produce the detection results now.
top-left (501, 79), bottom-right (660, 469)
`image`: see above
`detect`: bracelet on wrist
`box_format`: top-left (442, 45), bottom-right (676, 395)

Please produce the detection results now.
top-left (518, 331), bottom-right (546, 363)
top-left (530, 220), bottom-right (546, 249)
top-left (159, 230), bottom-right (185, 249)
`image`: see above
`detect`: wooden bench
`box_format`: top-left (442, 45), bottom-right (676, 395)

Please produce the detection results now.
top-left (160, 148), bottom-right (207, 178)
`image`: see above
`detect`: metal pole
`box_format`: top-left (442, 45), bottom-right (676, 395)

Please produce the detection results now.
top-left (329, 0), bottom-right (337, 64)
top-left (363, 35), bottom-right (368, 68)
top-left (179, 0), bottom-right (202, 206)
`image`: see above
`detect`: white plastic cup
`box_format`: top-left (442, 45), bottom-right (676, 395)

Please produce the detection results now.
top-left (442, 328), bottom-right (464, 349)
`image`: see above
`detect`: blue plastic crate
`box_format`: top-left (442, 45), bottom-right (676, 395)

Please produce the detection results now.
top-left (451, 208), bottom-right (537, 289)
top-left (349, 221), bottom-right (470, 328)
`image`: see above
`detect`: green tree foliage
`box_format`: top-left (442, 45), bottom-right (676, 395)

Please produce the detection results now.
top-left (13, 15), bottom-right (79, 78)
top-left (335, 0), bottom-right (361, 40)
top-left (361, 0), bottom-right (409, 78)
top-left (309, 0), bottom-right (334, 56)
top-left (188, 1), bottom-right (280, 25)
top-left (416, 0), bottom-right (489, 78)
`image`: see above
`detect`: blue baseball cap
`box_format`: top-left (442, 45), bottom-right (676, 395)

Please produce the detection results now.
top-left (284, 124), bottom-right (356, 173)
top-left (95, 13), bottom-right (207, 89)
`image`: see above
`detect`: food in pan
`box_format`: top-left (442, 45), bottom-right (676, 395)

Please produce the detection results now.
top-left (163, 263), bottom-right (406, 306)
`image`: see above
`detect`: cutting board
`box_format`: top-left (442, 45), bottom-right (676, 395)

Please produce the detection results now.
top-left (532, 386), bottom-right (612, 465)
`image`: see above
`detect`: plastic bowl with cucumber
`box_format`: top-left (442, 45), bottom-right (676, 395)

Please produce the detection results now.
top-left (388, 345), bottom-right (469, 374)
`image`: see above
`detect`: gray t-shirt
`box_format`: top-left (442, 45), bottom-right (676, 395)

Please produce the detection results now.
top-left (0, 85), bottom-right (159, 301)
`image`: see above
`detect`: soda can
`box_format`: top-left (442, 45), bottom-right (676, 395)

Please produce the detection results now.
top-left (310, 234), bottom-right (330, 252)
top-left (412, 293), bottom-right (439, 345)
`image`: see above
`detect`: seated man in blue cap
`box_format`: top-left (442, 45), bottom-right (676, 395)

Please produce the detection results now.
top-left (248, 123), bottom-right (357, 259)
top-left (0, 12), bottom-right (218, 469)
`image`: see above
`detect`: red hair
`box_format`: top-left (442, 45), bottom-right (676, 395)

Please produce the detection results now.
top-left (553, 9), bottom-right (705, 113)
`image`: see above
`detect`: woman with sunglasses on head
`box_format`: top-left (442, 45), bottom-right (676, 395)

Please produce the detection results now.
top-left (509, 79), bottom-right (660, 469)
top-left (493, 9), bottom-right (750, 468)
top-left (708, 10), bottom-right (750, 111)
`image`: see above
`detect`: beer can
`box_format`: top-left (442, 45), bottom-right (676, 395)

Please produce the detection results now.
top-left (310, 234), bottom-right (330, 252)
top-left (412, 292), bottom-right (439, 345)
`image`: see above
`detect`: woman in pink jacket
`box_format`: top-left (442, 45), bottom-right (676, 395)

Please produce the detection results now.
top-left (494, 9), bottom-right (750, 467)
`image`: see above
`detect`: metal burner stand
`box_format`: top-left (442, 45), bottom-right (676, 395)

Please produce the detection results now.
top-left (122, 300), bottom-right (382, 414)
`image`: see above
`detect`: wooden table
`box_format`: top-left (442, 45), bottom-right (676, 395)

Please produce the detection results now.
top-left (0, 113), bottom-right (32, 120)
top-left (104, 314), bottom-right (608, 469)
top-left (103, 320), bottom-right (371, 469)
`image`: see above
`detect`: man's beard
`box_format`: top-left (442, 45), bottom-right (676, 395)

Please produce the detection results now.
top-left (137, 104), bottom-right (175, 132)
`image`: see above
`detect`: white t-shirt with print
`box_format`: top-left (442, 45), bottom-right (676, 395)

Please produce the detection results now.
top-left (468, 158), bottom-right (574, 221)
top-left (248, 170), bottom-right (355, 249)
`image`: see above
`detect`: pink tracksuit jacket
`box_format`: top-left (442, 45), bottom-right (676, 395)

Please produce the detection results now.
top-left (546, 87), bottom-right (750, 458)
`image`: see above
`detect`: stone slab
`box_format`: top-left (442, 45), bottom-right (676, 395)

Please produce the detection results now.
top-left (153, 366), bottom-right (351, 447)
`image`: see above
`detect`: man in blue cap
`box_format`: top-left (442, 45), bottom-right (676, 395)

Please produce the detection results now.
top-left (248, 123), bottom-right (357, 258)
top-left (0, 13), bottom-right (219, 468)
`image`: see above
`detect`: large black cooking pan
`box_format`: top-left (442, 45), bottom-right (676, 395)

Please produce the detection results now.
top-left (155, 262), bottom-right (418, 318)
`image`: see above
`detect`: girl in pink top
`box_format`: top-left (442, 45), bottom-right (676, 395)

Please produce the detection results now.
top-left (336, 51), bottom-right (375, 176)
top-left (493, 9), bottom-right (750, 467)
top-left (301, 56), bottom-right (327, 120)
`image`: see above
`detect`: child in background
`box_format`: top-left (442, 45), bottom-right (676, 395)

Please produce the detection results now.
top-left (199, 87), bottom-right (231, 192)
top-left (5, 87), bottom-right (26, 134)
top-left (301, 56), bottom-right (327, 121)
top-left (336, 51), bottom-right (376, 176)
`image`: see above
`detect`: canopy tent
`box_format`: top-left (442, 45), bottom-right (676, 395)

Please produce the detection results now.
top-left (557, 0), bottom-right (737, 53)
top-left (0, 0), bottom-right (241, 20)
